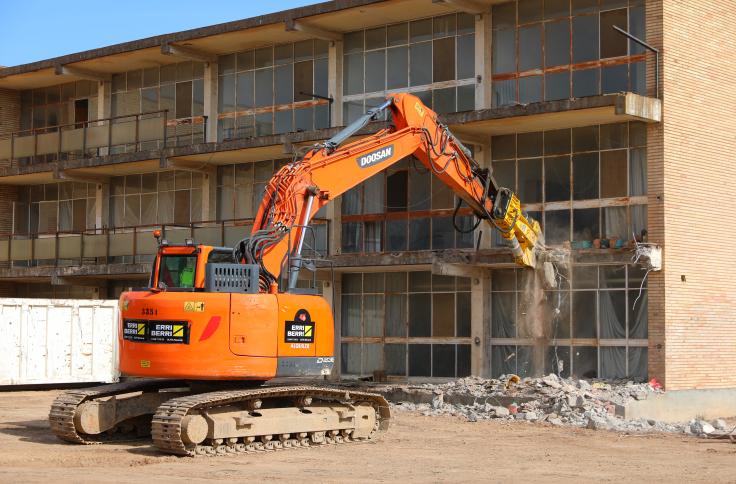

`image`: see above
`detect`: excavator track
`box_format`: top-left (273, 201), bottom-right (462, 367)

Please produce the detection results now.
top-left (49, 379), bottom-right (189, 444)
top-left (151, 386), bottom-right (391, 456)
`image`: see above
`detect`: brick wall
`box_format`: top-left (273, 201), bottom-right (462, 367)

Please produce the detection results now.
top-left (657, 1), bottom-right (736, 390)
top-left (0, 89), bottom-right (20, 235)
top-left (645, 0), bottom-right (666, 386)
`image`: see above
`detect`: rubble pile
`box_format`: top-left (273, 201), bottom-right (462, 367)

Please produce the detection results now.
top-left (391, 374), bottom-right (727, 437)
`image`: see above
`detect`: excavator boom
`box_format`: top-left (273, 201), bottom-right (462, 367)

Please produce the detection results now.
top-left (241, 93), bottom-right (544, 291)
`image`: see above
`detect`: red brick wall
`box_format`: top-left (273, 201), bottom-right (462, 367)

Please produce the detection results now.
top-left (655, 1), bottom-right (736, 390)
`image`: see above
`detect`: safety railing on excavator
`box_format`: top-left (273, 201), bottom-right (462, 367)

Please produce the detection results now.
top-left (0, 218), bottom-right (329, 268)
top-left (0, 111), bottom-right (208, 167)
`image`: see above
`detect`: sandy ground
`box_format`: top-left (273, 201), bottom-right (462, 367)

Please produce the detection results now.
top-left (0, 390), bottom-right (734, 483)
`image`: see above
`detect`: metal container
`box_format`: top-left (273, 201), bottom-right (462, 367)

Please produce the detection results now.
top-left (0, 298), bottom-right (119, 385)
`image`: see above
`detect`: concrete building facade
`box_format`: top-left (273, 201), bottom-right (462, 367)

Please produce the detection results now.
top-left (0, 0), bottom-right (729, 390)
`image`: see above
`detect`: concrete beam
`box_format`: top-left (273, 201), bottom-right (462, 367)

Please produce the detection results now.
top-left (161, 43), bottom-right (217, 65)
top-left (162, 157), bottom-right (216, 174)
top-left (51, 275), bottom-right (108, 287)
top-left (285, 19), bottom-right (342, 42)
top-left (615, 92), bottom-right (662, 122)
top-left (53, 168), bottom-right (109, 185)
top-left (431, 259), bottom-right (489, 279)
top-left (54, 65), bottom-right (111, 82)
top-left (431, 0), bottom-right (487, 14)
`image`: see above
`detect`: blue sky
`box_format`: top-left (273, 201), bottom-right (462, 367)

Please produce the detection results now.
top-left (0, 1), bottom-right (314, 67)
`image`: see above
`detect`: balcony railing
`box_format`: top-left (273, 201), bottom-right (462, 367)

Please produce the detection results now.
top-left (0, 218), bottom-right (328, 269)
top-left (0, 111), bottom-right (208, 167)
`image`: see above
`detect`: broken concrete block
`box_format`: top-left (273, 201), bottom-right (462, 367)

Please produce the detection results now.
top-left (493, 406), bottom-right (510, 417)
top-left (586, 416), bottom-right (607, 430)
top-left (542, 374), bottom-right (562, 389)
top-left (689, 420), bottom-right (715, 436)
top-left (577, 380), bottom-right (592, 391)
top-left (524, 412), bottom-right (538, 421)
top-left (549, 418), bottom-right (563, 426)
top-left (713, 419), bottom-right (729, 431)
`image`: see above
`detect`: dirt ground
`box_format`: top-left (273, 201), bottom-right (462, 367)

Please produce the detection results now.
top-left (0, 390), bottom-right (734, 483)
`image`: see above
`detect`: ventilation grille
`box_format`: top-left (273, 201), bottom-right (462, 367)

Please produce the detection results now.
top-left (205, 263), bottom-right (259, 293)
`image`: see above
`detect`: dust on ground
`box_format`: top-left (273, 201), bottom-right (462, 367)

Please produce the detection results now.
top-left (0, 390), bottom-right (734, 483)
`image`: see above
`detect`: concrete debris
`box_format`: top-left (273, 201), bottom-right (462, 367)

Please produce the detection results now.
top-left (713, 419), bottom-right (729, 432)
top-left (389, 374), bottom-right (706, 436)
top-left (689, 420), bottom-right (715, 436)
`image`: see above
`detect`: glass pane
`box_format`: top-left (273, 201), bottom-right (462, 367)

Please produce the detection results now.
top-left (255, 69), bottom-right (274, 108)
top-left (572, 152), bottom-right (599, 200)
top-left (408, 344), bottom-right (431, 377)
top-left (492, 28), bottom-right (516, 74)
top-left (343, 53), bottom-right (364, 95)
top-left (602, 206), bottom-right (627, 240)
top-left (387, 23), bottom-right (408, 46)
top-left (519, 76), bottom-right (542, 104)
top-left (492, 79), bottom-right (516, 107)
top-left (519, 25), bottom-right (542, 71)
top-left (491, 292), bottom-right (516, 338)
top-left (519, 0), bottom-right (543, 23)
top-left (517, 158), bottom-right (542, 203)
top-left (341, 294), bottom-right (361, 336)
top-left (602, 63), bottom-right (628, 94)
top-left (274, 65), bottom-right (293, 105)
top-left (408, 217), bottom-right (430, 250)
top-left (175, 81), bottom-right (192, 119)
top-left (628, 346), bottom-right (647, 380)
top-left (545, 71), bottom-right (570, 101)
top-left (386, 294), bottom-right (407, 337)
top-left (544, 156), bottom-right (570, 202)
top-left (457, 34), bottom-right (474, 79)
top-left (236, 71), bottom-right (254, 110)
top-left (572, 291), bottom-right (597, 338)
top-left (572, 68), bottom-right (600, 98)
top-left (433, 37), bottom-right (455, 82)
top-left (433, 344), bottom-right (456, 377)
top-left (365, 51), bottom-right (386, 93)
top-left (573, 15), bottom-right (599, 63)
top-left (409, 293), bottom-right (431, 337)
top-left (386, 47), bottom-right (408, 89)
top-left (545, 20), bottom-right (570, 67)
top-left (409, 18), bottom-right (432, 43)
top-left (629, 147), bottom-right (647, 196)
top-left (600, 347), bottom-right (626, 379)
top-left (410, 42), bottom-right (432, 86)
top-left (385, 344), bottom-right (406, 375)
top-left (218, 74), bottom-right (235, 113)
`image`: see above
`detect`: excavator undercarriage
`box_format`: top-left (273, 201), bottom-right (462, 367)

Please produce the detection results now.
top-left (50, 380), bottom-right (390, 456)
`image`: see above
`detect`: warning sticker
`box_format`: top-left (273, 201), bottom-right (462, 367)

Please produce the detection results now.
top-left (284, 309), bottom-right (315, 344)
top-left (285, 322), bottom-right (315, 343)
top-left (123, 320), bottom-right (189, 344)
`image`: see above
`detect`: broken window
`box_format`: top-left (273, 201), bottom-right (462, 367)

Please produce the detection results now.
top-left (573, 346), bottom-right (598, 378)
top-left (572, 291), bottom-right (597, 338)
top-left (600, 346), bottom-right (626, 379)
top-left (545, 156), bottom-right (571, 202)
top-left (600, 9), bottom-right (628, 59)
top-left (600, 150), bottom-right (627, 197)
top-left (545, 209), bottom-right (570, 245)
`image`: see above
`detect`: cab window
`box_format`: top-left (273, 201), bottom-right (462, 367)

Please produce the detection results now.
top-left (158, 255), bottom-right (197, 289)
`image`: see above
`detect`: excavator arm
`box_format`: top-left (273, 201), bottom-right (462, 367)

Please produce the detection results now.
top-left (239, 93), bottom-right (544, 292)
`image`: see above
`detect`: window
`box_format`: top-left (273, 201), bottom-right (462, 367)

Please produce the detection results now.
top-left (13, 182), bottom-right (96, 235)
top-left (109, 171), bottom-right (202, 227)
top-left (491, 1), bottom-right (647, 107)
top-left (111, 61), bottom-right (205, 149)
top-left (343, 13), bottom-right (476, 122)
top-left (341, 271), bottom-right (471, 378)
top-left (218, 40), bottom-right (329, 140)
top-left (491, 122), bottom-right (647, 248)
top-left (340, 157), bottom-right (476, 254)
top-left (158, 254), bottom-right (198, 289)
top-left (490, 264), bottom-right (648, 380)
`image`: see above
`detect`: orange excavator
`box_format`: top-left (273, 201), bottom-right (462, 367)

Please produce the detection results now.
top-left (49, 93), bottom-right (547, 456)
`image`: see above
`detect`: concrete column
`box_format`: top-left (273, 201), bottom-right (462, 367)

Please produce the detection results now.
top-left (327, 196), bottom-right (341, 255)
top-left (474, 12), bottom-right (492, 110)
top-left (97, 81), bottom-right (111, 120)
top-left (95, 183), bottom-right (106, 230)
top-left (203, 62), bottom-right (219, 142)
top-left (327, 274), bottom-right (342, 380)
top-left (475, 142), bottom-right (493, 250)
top-left (200, 168), bottom-right (217, 221)
top-left (328, 41), bottom-right (343, 126)
top-left (471, 274), bottom-right (491, 377)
